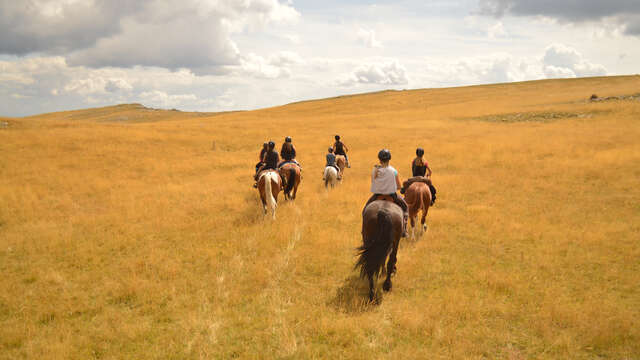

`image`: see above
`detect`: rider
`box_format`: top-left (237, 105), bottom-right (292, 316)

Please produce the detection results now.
top-left (253, 141), bottom-right (280, 188)
top-left (412, 148), bottom-right (432, 178)
top-left (333, 135), bottom-right (350, 168)
top-left (401, 147), bottom-right (436, 205)
top-left (278, 136), bottom-right (302, 169)
top-left (323, 147), bottom-right (342, 180)
top-left (255, 142), bottom-right (268, 174)
top-left (362, 149), bottom-right (409, 237)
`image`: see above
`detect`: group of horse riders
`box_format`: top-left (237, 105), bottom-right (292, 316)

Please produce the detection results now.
top-left (253, 135), bottom-right (350, 187)
top-left (253, 135), bottom-right (437, 238)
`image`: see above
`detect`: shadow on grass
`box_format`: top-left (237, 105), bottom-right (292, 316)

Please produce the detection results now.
top-left (328, 275), bottom-right (383, 313)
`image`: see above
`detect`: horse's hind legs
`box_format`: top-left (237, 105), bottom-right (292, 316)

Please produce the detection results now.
top-left (383, 245), bottom-right (399, 292)
top-left (368, 276), bottom-right (375, 302)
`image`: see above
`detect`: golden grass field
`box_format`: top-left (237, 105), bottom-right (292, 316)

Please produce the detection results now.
top-left (1, 76), bottom-right (639, 359)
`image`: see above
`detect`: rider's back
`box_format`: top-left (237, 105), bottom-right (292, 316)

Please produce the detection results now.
top-left (412, 158), bottom-right (427, 177)
top-left (371, 166), bottom-right (397, 194)
top-left (326, 152), bottom-right (336, 166)
top-left (264, 151), bottom-right (279, 169)
top-left (281, 143), bottom-right (296, 160)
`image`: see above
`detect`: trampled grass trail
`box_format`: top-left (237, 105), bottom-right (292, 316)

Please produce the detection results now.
top-left (1, 76), bottom-right (639, 359)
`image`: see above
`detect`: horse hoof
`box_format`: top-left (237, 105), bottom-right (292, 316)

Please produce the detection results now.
top-left (383, 279), bottom-right (392, 292)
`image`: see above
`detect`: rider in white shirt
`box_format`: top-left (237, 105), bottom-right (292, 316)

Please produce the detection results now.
top-left (362, 149), bottom-right (409, 237)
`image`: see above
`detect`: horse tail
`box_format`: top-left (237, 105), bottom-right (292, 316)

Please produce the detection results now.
top-left (285, 167), bottom-right (296, 194)
top-left (265, 173), bottom-right (277, 212)
top-left (355, 209), bottom-right (394, 279)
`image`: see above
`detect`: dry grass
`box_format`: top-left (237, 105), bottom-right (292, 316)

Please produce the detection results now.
top-left (1, 75), bottom-right (639, 359)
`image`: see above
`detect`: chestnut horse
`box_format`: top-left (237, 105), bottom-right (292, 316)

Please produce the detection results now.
top-left (355, 199), bottom-right (404, 301)
top-left (404, 181), bottom-right (432, 238)
top-left (258, 170), bottom-right (281, 219)
top-left (279, 163), bottom-right (301, 200)
top-left (335, 155), bottom-right (347, 178)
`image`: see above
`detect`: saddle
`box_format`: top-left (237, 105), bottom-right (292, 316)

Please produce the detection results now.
top-left (401, 176), bottom-right (431, 194)
top-left (374, 194), bottom-right (395, 202)
top-left (403, 176), bottom-right (431, 188)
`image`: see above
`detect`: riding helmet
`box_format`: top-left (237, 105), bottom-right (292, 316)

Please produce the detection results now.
top-left (416, 147), bottom-right (424, 156)
top-left (335, 135), bottom-right (340, 140)
top-left (268, 141), bottom-right (275, 149)
top-left (378, 149), bottom-right (391, 161)
top-left (328, 147), bottom-right (333, 153)
top-left (285, 136), bottom-right (292, 143)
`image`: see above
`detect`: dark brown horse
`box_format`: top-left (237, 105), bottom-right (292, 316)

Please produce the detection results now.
top-left (404, 181), bottom-right (432, 238)
top-left (279, 163), bottom-right (301, 200)
top-left (257, 170), bottom-right (281, 219)
top-left (355, 199), bottom-right (404, 301)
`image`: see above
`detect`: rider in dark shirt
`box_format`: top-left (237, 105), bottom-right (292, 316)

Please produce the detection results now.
top-left (278, 136), bottom-right (301, 169)
top-left (412, 148), bottom-right (432, 177)
top-left (333, 135), bottom-right (350, 168)
top-left (408, 147), bottom-right (436, 205)
top-left (254, 141), bottom-right (280, 187)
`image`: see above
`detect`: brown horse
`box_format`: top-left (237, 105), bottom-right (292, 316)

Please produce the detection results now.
top-left (278, 163), bottom-right (301, 200)
top-left (404, 181), bottom-right (432, 238)
top-left (335, 155), bottom-right (346, 178)
top-left (355, 200), bottom-right (404, 301)
top-left (257, 170), bottom-right (281, 219)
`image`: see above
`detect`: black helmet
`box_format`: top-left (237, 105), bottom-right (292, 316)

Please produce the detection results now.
top-left (285, 136), bottom-right (292, 143)
top-left (328, 147), bottom-right (334, 153)
top-left (378, 149), bottom-right (391, 161)
top-left (335, 135), bottom-right (340, 140)
top-left (268, 141), bottom-right (275, 149)
top-left (416, 147), bottom-right (424, 156)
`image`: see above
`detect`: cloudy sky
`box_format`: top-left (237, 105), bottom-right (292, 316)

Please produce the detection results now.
top-left (1, 0), bottom-right (640, 116)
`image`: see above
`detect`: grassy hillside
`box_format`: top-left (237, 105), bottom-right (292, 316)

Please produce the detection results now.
top-left (1, 76), bottom-right (639, 359)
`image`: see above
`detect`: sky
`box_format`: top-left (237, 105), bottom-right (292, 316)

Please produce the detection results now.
top-left (1, 0), bottom-right (640, 117)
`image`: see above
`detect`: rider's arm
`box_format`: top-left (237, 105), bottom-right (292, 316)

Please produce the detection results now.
top-left (411, 159), bottom-right (416, 177)
top-left (426, 163), bottom-right (432, 177)
top-left (395, 171), bottom-right (402, 190)
top-left (344, 143), bottom-right (349, 152)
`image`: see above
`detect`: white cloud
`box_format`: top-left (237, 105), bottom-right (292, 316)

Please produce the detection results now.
top-left (237, 51), bottom-right (303, 79)
top-left (488, 21), bottom-right (507, 38)
top-left (338, 60), bottom-right (408, 86)
top-left (356, 27), bottom-right (383, 48)
top-left (542, 43), bottom-right (607, 78)
top-left (1, 0), bottom-right (299, 74)
top-left (138, 91), bottom-right (198, 108)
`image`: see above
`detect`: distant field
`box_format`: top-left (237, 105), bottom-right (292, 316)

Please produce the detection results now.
top-left (1, 76), bottom-right (639, 359)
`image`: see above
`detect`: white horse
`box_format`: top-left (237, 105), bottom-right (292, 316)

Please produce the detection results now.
top-left (323, 166), bottom-right (339, 188)
top-left (258, 171), bottom-right (280, 219)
